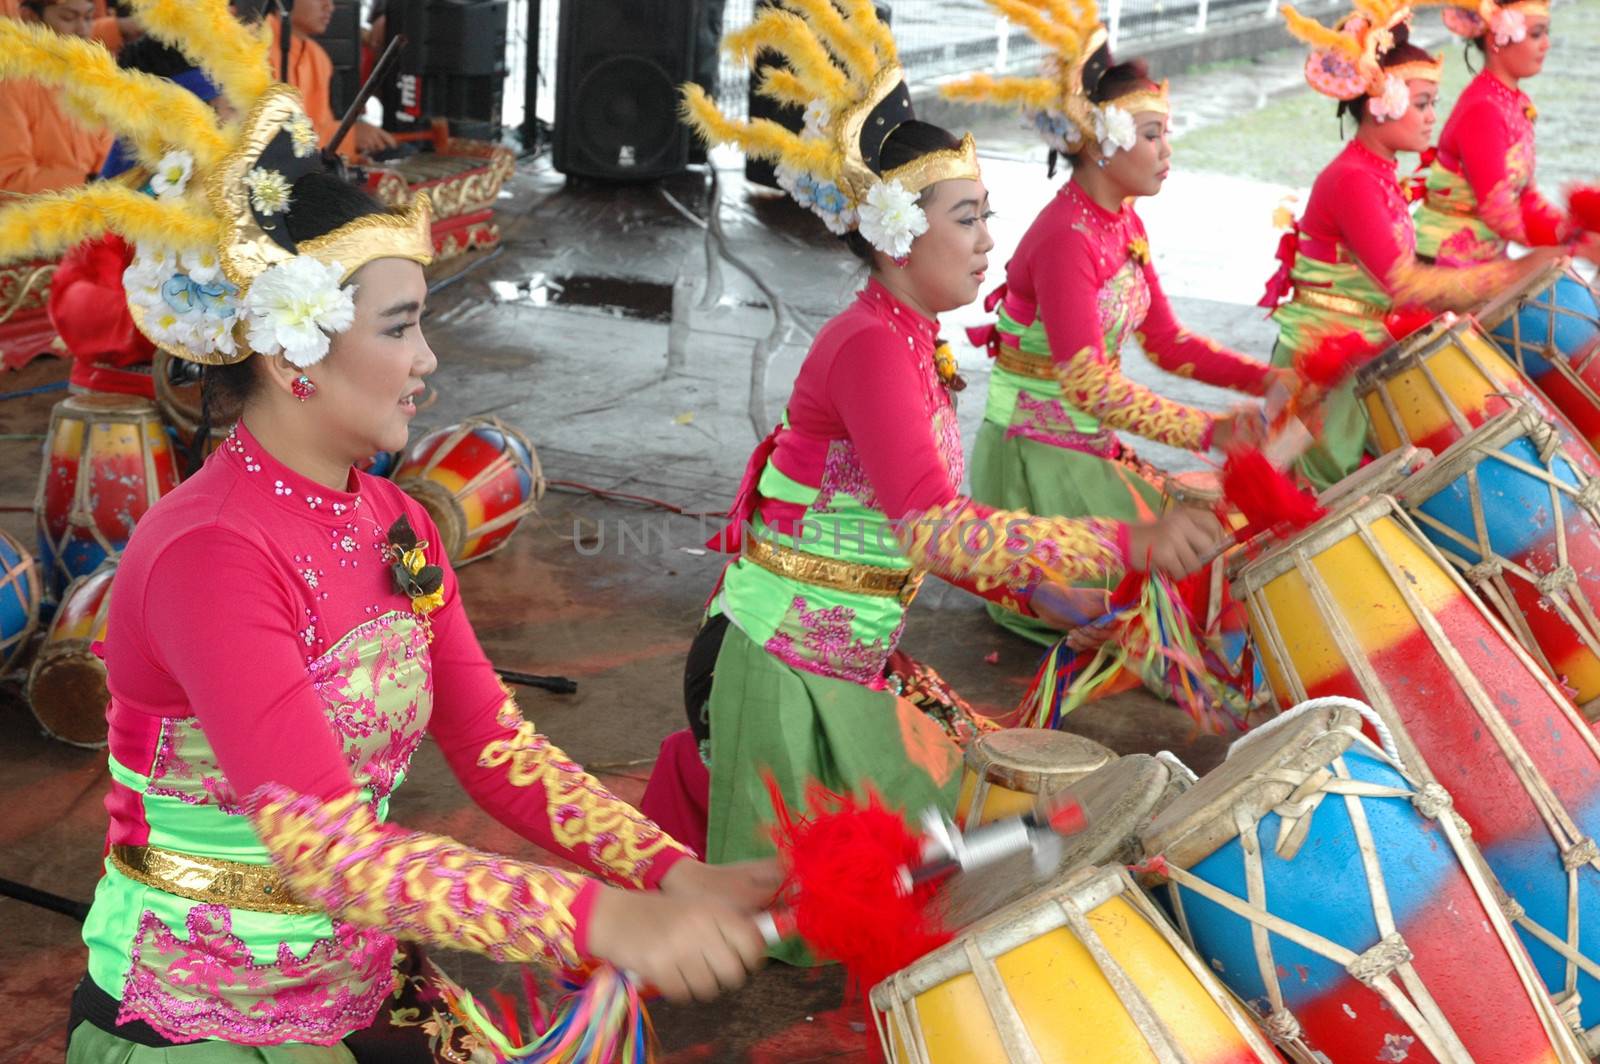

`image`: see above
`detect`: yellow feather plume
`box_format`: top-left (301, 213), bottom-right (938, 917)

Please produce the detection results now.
top-left (989, 0), bottom-right (1083, 55)
top-left (755, 67), bottom-right (818, 109)
top-left (679, 85), bottom-right (838, 177)
top-left (0, 21), bottom-right (229, 172)
top-left (725, 10), bottom-right (853, 107)
top-left (941, 73), bottom-right (1061, 110)
top-left (775, 0), bottom-right (882, 88)
top-left (840, 0), bottom-right (898, 65)
top-left (130, 0), bottom-right (273, 115)
top-left (0, 186), bottom-right (215, 263)
top-left (1281, 4), bottom-right (1363, 56)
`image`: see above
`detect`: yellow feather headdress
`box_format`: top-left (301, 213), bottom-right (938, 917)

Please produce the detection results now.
top-left (0, 0), bottom-right (432, 367)
top-left (680, 0), bottom-right (979, 254)
top-left (941, 0), bottom-right (1169, 158)
top-left (1282, 0), bottom-right (1442, 104)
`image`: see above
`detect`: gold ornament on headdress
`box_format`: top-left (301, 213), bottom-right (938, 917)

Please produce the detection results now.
top-left (941, 0), bottom-right (1169, 155)
top-left (1282, 0), bottom-right (1442, 102)
top-left (0, 0), bottom-right (433, 366)
top-left (1433, 0), bottom-right (1548, 40)
top-left (679, 0), bottom-right (979, 245)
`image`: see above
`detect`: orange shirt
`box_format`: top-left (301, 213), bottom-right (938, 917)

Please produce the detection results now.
top-left (0, 0), bottom-right (125, 50)
top-left (269, 17), bottom-right (359, 161)
top-left (0, 77), bottom-right (112, 194)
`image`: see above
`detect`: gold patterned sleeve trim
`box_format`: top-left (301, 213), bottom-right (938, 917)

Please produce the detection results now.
top-left (1389, 255), bottom-right (1526, 312)
top-left (1053, 343), bottom-right (1215, 450)
top-left (250, 787), bottom-right (585, 969)
top-left (477, 695), bottom-right (694, 888)
top-left (896, 496), bottom-right (1125, 606)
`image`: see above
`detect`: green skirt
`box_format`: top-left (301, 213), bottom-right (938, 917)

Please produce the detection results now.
top-left (1270, 338), bottom-right (1373, 493)
top-left (705, 624), bottom-right (963, 965)
top-left (968, 419), bottom-right (1164, 645)
top-left (68, 1024), bottom-right (355, 1063)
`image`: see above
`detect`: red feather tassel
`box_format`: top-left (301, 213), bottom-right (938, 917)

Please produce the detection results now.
top-left (1222, 449), bottom-right (1326, 540)
top-left (1520, 188), bottom-right (1563, 247)
top-left (1293, 327), bottom-right (1379, 390)
top-left (1569, 184), bottom-right (1600, 234)
top-left (764, 775), bottom-right (950, 993)
top-left (1383, 304), bottom-right (1435, 343)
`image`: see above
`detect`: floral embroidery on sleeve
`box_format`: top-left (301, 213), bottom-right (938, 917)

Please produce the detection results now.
top-left (1389, 256), bottom-right (1524, 312)
top-left (477, 695), bottom-right (693, 887)
top-left (896, 496), bottom-right (1124, 601)
top-left (251, 787), bottom-right (585, 969)
top-left (1053, 344), bottom-right (1215, 450)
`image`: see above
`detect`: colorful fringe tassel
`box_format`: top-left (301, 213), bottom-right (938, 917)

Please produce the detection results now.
top-left (437, 964), bottom-right (654, 1063)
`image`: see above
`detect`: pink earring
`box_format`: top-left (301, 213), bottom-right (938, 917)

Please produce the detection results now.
top-left (291, 374), bottom-right (316, 402)
top-left (892, 254), bottom-right (910, 268)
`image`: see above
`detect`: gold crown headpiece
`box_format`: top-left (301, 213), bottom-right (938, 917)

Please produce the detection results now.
top-left (679, 0), bottom-right (980, 255)
top-left (0, 0), bottom-right (433, 367)
top-left (942, 0), bottom-right (1169, 159)
top-left (1434, 0), bottom-right (1548, 41)
top-left (1282, 0), bottom-right (1443, 104)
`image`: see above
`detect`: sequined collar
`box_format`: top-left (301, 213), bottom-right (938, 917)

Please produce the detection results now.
top-left (1346, 137), bottom-right (1400, 178)
top-left (860, 277), bottom-right (938, 350)
top-left (223, 420), bottom-right (364, 523)
top-left (1062, 179), bottom-right (1128, 230)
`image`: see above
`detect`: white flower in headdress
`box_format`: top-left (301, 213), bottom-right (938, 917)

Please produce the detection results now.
top-left (1369, 73), bottom-right (1412, 123)
top-left (180, 247), bottom-right (222, 285)
top-left (287, 114), bottom-right (319, 158)
top-left (1093, 104), bottom-right (1138, 157)
top-left (150, 151), bottom-right (194, 199)
top-left (1030, 109), bottom-right (1083, 155)
top-left (1489, 5), bottom-right (1527, 44)
top-left (856, 179), bottom-right (928, 258)
top-left (147, 303), bottom-right (202, 346)
top-left (244, 167), bottom-right (293, 216)
top-left (242, 256), bottom-right (356, 368)
top-left (196, 314), bottom-right (239, 358)
top-left (801, 99), bottom-right (831, 138)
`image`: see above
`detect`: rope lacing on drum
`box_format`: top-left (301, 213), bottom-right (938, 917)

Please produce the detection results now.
top-left (1347, 933), bottom-right (1414, 987)
top-left (1528, 420), bottom-right (1562, 465)
top-left (1263, 1008), bottom-right (1302, 1045)
top-left (1495, 885), bottom-right (1526, 924)
top-left (1577, 479), bottom-right (1600, 512)
top-left (1536, 566), bottom-right (1578, 597)
top-left (1411, 782), bottom-right (1452, 820)
top-left (1562, 837), bottom-right (1600, 871)
top-left (1464, 559), bottom-right (1505, 584)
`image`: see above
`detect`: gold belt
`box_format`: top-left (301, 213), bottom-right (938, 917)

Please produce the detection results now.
top-left (1290, 287), bottom-right (1386, 321)
top-left (1422, 193), bottom-right (1479, 218)
top-left (994, 344), bottom-right (1057, 381)
top-left (109, 844), bottom-right (317, 915)
top-left (743, 535), bottom-right (924, 607)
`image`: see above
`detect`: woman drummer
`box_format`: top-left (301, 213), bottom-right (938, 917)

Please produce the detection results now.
top-left (649, 0), bottom-right (1219, 956)
top-left (1264, 0), bottom-right (1573, 490)
top-left (0, 6), bottom-right (779, 1058)
top-left (941, 0), bottom-right (1283, 647)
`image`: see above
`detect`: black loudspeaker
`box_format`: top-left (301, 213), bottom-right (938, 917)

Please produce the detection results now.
top-left (381, 0), bottom-right (509, 140)
top-left (319, 0), bottom-right (363, 118)
top-left (552, 0), bottom-right (701, 181)
top-left (745, 1), bottom-right (891, 189)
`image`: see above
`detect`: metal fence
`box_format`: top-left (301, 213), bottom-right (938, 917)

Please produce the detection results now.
top-left (498, 0), bottom-right (1286, 131)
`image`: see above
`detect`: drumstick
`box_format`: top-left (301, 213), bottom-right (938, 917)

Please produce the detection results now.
top-left (327, 34), bottom-right (406, 159)
top-left (493, 667), bottom-right (578, 694)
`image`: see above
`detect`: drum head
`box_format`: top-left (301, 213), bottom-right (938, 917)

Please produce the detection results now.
top-left (27, 647), bottom-right (109, 748)
top-left (1316, 446), bottom-right (1431, 512)
top-left (1353, 314), bottom-right (1460, 397)
top-left (965, 729), bottom-right (1115, 792)
top-left (937, 753), bottom-right (1186, 929)
top-left (1140, 704), bottom-right (1362, 870)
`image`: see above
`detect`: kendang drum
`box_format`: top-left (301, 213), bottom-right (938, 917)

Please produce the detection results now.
top-left (27, 562), bottom-right (114, 747)
top-left (1138, 699), bottom-right (1585, 1063)
top-left (1160, 471), bottom-right (1259, 698)
top-left (1477, 262), bottom-right (1600, 442)
top-left (153, 349), bottom-right (230, 473)
top-left (0, 528), bottom-right (41, 673)
top-left (955, 729), bottom-right (1114, 830)
top-left (1354, 312), bottom-right (1600, 479)
top-left (940, 752), bottom-right (1193, 929)
top-left (35, 393), bottom-right (178, 595)
top-left (1233, 492), bottom-right (1600, 1044)
top-left (394, 417), bottom-right (544, 566)
top-left (1392, 405), bottom-right (1600, 714)
top-left (871, 863), bottom-right (1280, 1064)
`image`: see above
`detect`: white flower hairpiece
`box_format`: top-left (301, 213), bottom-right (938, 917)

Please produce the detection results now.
top-left (241, 256), bottom-right (356, 368)
top-left (855, 179), bottom-right (929, 259)
top-left (150, 151), bottom-right (194, 200)
top-left (1489, 5), bottom-right (1527, 44)
top-left (1368, 73), bottom-right (1412, 123)
top-left (1093, 104), bottom-right (1138, 158)
top-left (244, 166), bottom-right (292, 216)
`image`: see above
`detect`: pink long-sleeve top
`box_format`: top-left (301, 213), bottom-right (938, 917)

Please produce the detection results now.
top-left (94, 421), bottom-right (689, 1041)
top-left (999, 181), bottom-right (1272, 450)
top-left (1297, 139), bottom-right (1415, 282)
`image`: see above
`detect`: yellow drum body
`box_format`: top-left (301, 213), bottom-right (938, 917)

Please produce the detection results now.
top-left (871, 865), bottom-right (1276, 1064)
top-left (955, 729), bottom-right (1113, 830)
